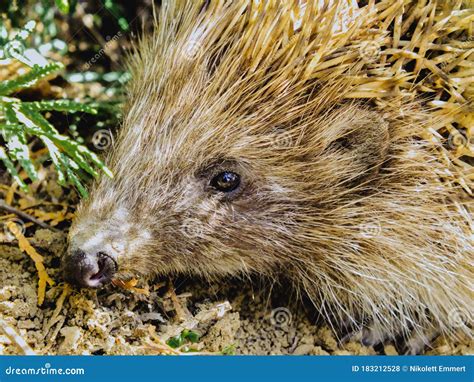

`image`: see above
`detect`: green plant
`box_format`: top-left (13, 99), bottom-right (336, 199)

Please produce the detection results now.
top-left (0, 21), bottom-right (112, 197)
top-left (221, 344), bottom-right (236, 355)
top-left (166, 329), bottom-right (201, 350)
top-left (1, 0), bottom-right (74, 29)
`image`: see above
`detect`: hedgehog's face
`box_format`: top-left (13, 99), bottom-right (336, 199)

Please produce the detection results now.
top-left (64, 99), bottom-right (391, 288)
top-left (62, 0), bottom-right (396, 289)
top-left (65, 131), bottom-right (301, 286)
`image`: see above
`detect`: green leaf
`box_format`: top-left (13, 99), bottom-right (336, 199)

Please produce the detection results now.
top-left (0, 147), bottom-right (28, 191)
top-left (0, 123), bottom-right (23, 133)
top-left (166, 335), bottom-right (186, 349)
top-left (63, 156), bottom-right (89, 198)
top-left (103, 0), bottom-right (129, 31)
top-left (18, 107), bottom-right (99, 177)
top-left (221, 344), bottom-right (236, 355)
top-left (0, 20), bottom-right (113, 197)
top-left (55, 0), bottom-right (70, 14)
top-left (14, 105), bottom-right (113, 180)
top-left (40, 135), bottom-right (66, 185)
top-left (16, 21), bottom-right (36, 41)
top-left (0, 62), bottom-right (63, 96)
top-left (12, 103), bottom-right (56, 135)
top-left (4, 129), bottom-right (38, 181)
top-left (183, 330), bottom-right (200, 343)
top-left (21, 100), bottom-right (98, 114)
top-left (166, 330), bottom-right (201, 349)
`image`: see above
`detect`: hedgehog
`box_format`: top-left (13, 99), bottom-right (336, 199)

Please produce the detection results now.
top-left (63, 1), bottom-right (473, 353)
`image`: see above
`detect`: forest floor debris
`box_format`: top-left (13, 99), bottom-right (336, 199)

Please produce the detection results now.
top-left (0, 226), bottom-right (472, 355)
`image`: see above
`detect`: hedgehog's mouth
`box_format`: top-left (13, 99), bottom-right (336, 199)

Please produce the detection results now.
top-left (89, 252), bottom-right (118, 284)
top-left (63, 249), bottom-right (118, 288)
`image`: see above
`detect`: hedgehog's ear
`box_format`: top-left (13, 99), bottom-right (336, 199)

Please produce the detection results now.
top-left (328, 106), bottom-right (390, 183)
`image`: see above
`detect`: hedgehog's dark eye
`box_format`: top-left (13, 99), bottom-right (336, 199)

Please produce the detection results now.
top-left (210, 171), bottom-right (241, 193)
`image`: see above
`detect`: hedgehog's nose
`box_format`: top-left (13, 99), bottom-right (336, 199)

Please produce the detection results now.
top-left (63, 249), bottom-right (117, 288)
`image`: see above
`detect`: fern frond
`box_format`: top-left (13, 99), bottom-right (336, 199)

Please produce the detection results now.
top-left (0, 62), bottom-right (63, 96)
top-left (21, 100), bottom-right (98, 114)
top-left (0, 20), bottom-right (114, 197)
top-left (3, 127), bottom-right (38, 181)
top-left (0, 146), bottom-right (27, 190)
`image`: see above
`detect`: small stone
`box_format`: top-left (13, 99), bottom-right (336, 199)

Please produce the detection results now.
top-left (384, 345), bottom-right (398, 355)
top-left (59, 326), bottom-right (82, 353)
top-left (293, 343), bottom-right (314, 355)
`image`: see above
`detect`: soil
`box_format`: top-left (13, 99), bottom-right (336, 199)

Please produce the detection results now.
top-left (0, 227), bottom-right (472, 355)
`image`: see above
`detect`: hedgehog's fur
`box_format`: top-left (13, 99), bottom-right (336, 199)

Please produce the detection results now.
top-left (67, 1), bottom-right (473, 352)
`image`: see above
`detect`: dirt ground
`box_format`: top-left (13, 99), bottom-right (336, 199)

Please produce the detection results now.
top-left (0, 225), bottom-right (472, 356)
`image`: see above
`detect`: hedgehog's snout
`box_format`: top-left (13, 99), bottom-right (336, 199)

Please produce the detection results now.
top-left (63, 248), bottom-right (117, 288)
